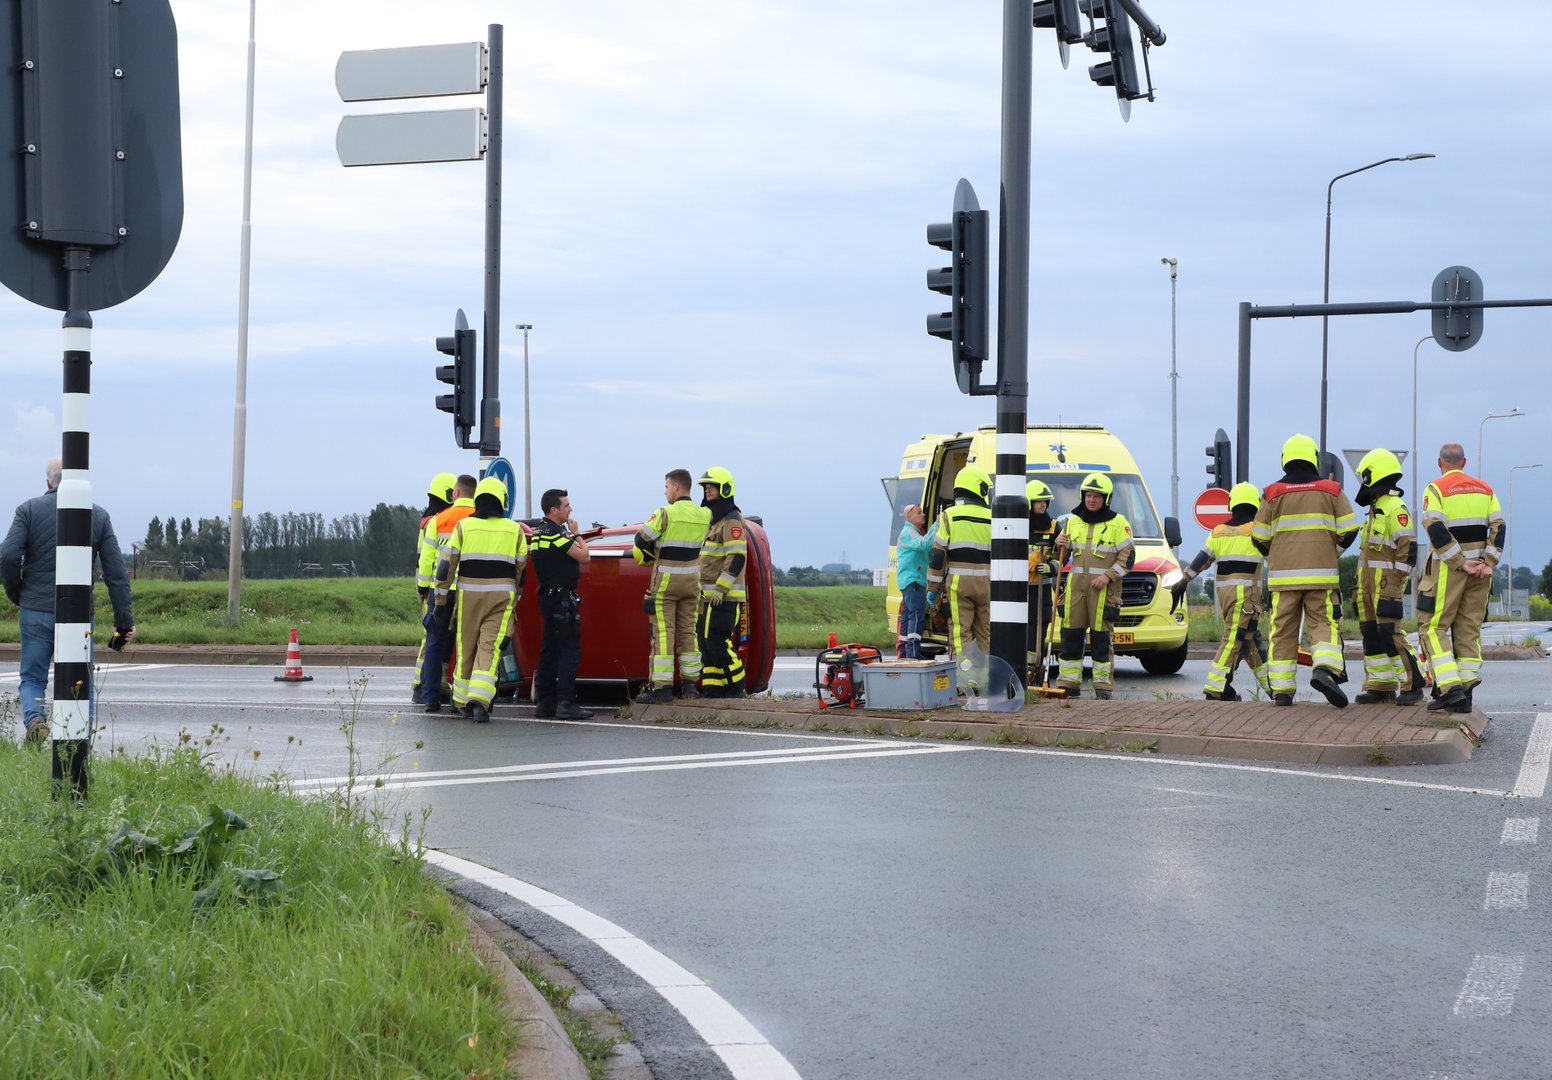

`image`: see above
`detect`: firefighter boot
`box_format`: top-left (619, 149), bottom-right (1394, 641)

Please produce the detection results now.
top-left (1427, 686), bottom-right (1467, 712)
top-left (1273, 693), bottom-right (1294, 707)
top-left (469, 702), bottom-right (491, 724)
top-left (679, 683), bottom-right (702, 700)
top-left (1205, 684), bottom-right (1241, 702)
top-left (1354, 690), bottom-right (1396, 705)
top-left (636, 686), bottom-right (672, 705)
top-left (1309, 668), bottom-right (1349, 708)
top-left (1395, 687), bottom-right (1425, 706)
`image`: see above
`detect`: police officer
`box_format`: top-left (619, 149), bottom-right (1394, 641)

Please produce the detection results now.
top-left (1026, 479), bottom-right (1060, 683)
top-left (1251, 434), bottom-right (1358, 707)
top-left (419, 474), bottom-right (477, 713)
top-left (411, 471), bottom-right (456, 705)
top-left (696, 467), bottom-right (748, 698)
top-left (634, 469), bottom-right (712, 704)
top-left (1418, 442), bottom-right (1504, 713)
top-left (1055, 473), bottom-right (1134, 700)
top-left (431, 476), bottom-right (527, 724)
top-left (529, 488), bottom-right (592, 721)
top-left (927, 465), bottom-right (993, 656)
top-left (1352, 448), bottom-right (1425, 706)
top-left (1169, 481), bottom-right (1269, 701)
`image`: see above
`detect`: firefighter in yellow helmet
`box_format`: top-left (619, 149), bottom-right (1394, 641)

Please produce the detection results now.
top-left (928, 465), bottom-right (993, 656)
top-left (1055, 473), bottom-right (1134, 699)
top-left (696, 467), bottom-right (748, 698)
top-left (431, 475), bottom-right (528, 724)
top-left (634, 469), bottom-right (712, 704)
top-left (1353, 448), bottom-right (1425, 705)
top-left (411, 471), bottom-right (457, 705)
top-left (419, 473), bottom-right (477, 712)
top-left (1250, 434), bottom-right (1358, 707)
top-left (1168, 482), bottom-right (1270, 700)
top-left (1025, 478), bottom-right (1060, 683)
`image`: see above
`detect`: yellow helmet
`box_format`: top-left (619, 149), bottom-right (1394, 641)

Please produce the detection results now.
top-left (1281, 433), bottom-right (1319, 469)
top-left (1357, 448), bottom-right (1403, 488)
top-left (428, 471), bottom-right (456, 501)
top-left (697, 466), bottom-right (735, 499)
top-left (1025, 479), bottom-right (1053, 504)
top-left (474, 476), bottom-right (508, 511)
top-left (1228, 481), bottom-right (1261, 511)
top-left (1079, 472), bottom-right (1113, 501)
top-left (954, 465), bottom-right (991, 499)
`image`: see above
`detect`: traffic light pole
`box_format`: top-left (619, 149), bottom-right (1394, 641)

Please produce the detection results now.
top-left (478, 23), bottom-right (502, 466)
top-left (989, 0), bottom-right (1032, 684)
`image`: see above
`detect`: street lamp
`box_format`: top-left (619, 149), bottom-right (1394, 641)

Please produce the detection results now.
top-left (1507, 464), bottom-right (1542, 616)
top-left (1160, 257), bottom-right (1178, 524)
top-left (1319, 152), bottom-right (1435, 456)
top-left (1409, 334), bottom-right (1436, 541)
top-left (516, 323), bottom-right (533, 518)
top-left (1477, 407), bottom-right (1522, 476)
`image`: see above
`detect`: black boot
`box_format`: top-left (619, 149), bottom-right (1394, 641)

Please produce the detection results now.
top-left (1354, 690), bottom-right (1396, 705)
top-left (533, 697), bottom-right (556, 719)
top-left (1452, 685), bottom-right (1476, 714)
top-left (1310, 668), bottom-right (1348, 708)
top-left (1394, 687), bottom-right (1425, 706)
top-left (678, 683), bottom-right (702, 700)
top-left (555, 702), bottom-right (593, 720)
top-left (469, 702), bottom-right (491, 724)
top-left (1427, 686), bottom-right (1466, 712)
top-left (635, 686), bottom-right (672, 705)
top-left (1273, 693), bottom-right (1294, 707)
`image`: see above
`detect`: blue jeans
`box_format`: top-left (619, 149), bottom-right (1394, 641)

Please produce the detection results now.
top-left (420, 602), bottom-right (454, 707)
top-left (18, 606), bottom-right (55, 726)
top-left (898, 583), bottom-right (926, 659)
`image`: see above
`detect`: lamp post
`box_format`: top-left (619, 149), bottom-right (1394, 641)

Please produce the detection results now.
top-left (1477, 407), bottom-right (1522, 477)
top-left (516, 323), bottom-right (533, 518)
top-left (1320, 152), bottom-right (1435, 456)
top-left (1507, 464), bottom-right (1541, 616)
top-left (1160, 257), bottom-right (1178, 524)
top-left (227, 0), bottom-right (258, 624)
top-left (1409, 334), bottom-right (1435, 538)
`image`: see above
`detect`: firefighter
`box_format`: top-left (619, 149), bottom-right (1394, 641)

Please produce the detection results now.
top-left (529, 487), bottom-right (592, 721)
top-left (1251, 434), bottom-right (1358, 707)
top-left (431, 476), bottom-right (527, 724)
top-left (411, 471), bottom-right (456, 705)
top-left (928, 465), bottom-right (993, 656)
top-left (418, 474), bottom-right (477, 713)
top-left (696, 466), bottom-right (748, 698)
top-left (1055, 473), bottom-right (1134, 699)
top-left (1026, 479), bottom-right (1060, 683)
top-left (634, 469), bottom-right (712, 704)
top-left (1418, 442), bottom-right (1504, 713)
top-left (1352, 448), bottom-right (1426, 705)
top-left (1168, 481), bottom-right (1270, 701)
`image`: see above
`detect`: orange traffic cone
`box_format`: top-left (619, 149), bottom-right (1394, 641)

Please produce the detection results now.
top-left (828, 631), bottom-right (838, 648)
top-left (274, 627), bottom-right (313, 682)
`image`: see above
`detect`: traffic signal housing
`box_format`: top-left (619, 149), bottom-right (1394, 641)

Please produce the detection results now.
top-left (436, 308), bottom-right (477, 449)
top-left (1033, 0), bottom-right (1084, 66)
top-left (1205, 427), bottom-right (1231, 492)
top-left (926, 178), bottom-right (990, 396)
top-left (1080, 0), bottom-right (1144, 116)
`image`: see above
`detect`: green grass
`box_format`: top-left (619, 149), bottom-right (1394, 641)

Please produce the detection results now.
top-left (774, 585), bottom-right (887, 650)
top-left (0, 714), bottom-right (518, 1078)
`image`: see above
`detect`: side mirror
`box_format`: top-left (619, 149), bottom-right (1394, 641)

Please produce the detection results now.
top-left (1164, 515), bottom-right (1182, 549)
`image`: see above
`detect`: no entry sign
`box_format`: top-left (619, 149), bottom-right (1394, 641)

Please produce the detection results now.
top-left (1194, 487), bottom-right (1232, 530)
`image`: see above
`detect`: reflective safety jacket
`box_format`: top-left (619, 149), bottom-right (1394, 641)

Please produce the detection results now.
top-left (1058, 513), bottom-right (1134, 586)
top-left (1179, 521), bottom-right (1262, 587)
top-left (1421, 470), bottom-right (1504, 572)
top-left (434, 515), bottom-right (528, 602)
top-left (700, 501), bottom-right (748, 602)
top-left (415, 511), bottom-right (438, 589)
top-left (1028, 513), bottom-right (1060, 585)
top-left (420, 497), bottom-right (475, 593)
top-left (928, 498), bottom-right (992, 587)
top-left (1250, 479), bottom-right (1357, 590)
top-left (634, 497), bottom-right (712, 587)
top-left (1357, 491), bottom-right (1416, 603)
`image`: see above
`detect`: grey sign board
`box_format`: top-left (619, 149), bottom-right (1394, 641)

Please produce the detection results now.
top-left (336, 42), bottom-right (486, 102)
top-left (336, 108), bottom-right (487, 167)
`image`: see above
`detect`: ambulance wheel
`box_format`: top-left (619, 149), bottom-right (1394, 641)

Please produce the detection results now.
top-left (1138, 643), bottom-right (1188, 676)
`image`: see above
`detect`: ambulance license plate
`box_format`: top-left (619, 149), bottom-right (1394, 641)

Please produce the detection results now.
top-left (1113, 632), bottom-right (1135, 646)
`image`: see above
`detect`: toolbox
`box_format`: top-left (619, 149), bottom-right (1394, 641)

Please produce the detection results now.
top-left (858, 659), bottom-right (958, 710)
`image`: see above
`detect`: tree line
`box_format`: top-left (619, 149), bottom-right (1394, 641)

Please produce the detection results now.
top-left (138, 505), bottom-right (422, 579)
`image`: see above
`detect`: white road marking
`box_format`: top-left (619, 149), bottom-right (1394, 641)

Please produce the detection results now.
top-left (1453, 955), bottom-right (1524, 1018)
top-left (1500, 818), bottom-right (1539, 845)
top-left (1511, 714), bottom-right (1552, 798)
top-left (422, 850), bottom-right (802, 1080)
top-left (0, 662), bottom-right (176, 684)
top-left (1483, 872), bottom-right (1529, 910)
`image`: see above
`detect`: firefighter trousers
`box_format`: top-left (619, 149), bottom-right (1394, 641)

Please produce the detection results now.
top-left (1058, 575), bottom-right (1117, 690)
top-left (946, 570), bottom-right (990, 657)
top-left (453, 587), bottom-right (516, 709)
top-left (648, 574), bottom-right (701, 689)
top-left (1267, 588), bottom-right (1342, 694)
top-left (1206, 584), bottom-right (1269, 696)
top-left (1419, 564), bottom-right (1491, 693)
top-left (698, 600), bottom-right (745, 696)
top-left (1355, 589), bottom-right (1421, 693)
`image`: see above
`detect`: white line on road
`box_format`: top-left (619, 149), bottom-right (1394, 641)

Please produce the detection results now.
top-left (1453, 955), bottom-right (1524, 1018)
top-left (0, 662), bottom-right (176, 683)
top-left (1483, 872), bottom-right (1529, 911)
top-left (1511, 714), bottom-right (1552, 798)
top-left (1500, 818), bottom-right (1539, 845)
top-left (422, 850), bottom-right (802, 1080)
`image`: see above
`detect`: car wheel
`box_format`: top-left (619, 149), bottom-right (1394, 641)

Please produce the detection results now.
top-left (1138, 642), bottom-right (1188, 676)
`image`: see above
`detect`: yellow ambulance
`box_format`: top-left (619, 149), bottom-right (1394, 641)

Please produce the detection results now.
top-left (883, 424), bottom-right (1190, 674)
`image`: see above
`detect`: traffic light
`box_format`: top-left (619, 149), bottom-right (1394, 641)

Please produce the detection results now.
top-left (435, 308), bottom-right (477, 449)
top-left (1205, 427), bottom-right (1231, 491)
top-left (1033, 0), bottom-right (1084, 67)
top-left (1080, 0), bottom-right (1144, 116)
top-left (926, 178), bottom-right (989, 396)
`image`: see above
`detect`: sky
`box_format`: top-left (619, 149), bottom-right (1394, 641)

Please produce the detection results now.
top-left (1, 1), bottom-right (1549, 575)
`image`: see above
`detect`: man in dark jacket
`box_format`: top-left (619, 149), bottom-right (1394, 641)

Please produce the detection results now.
top-left (1, 459), bottom-right (135, 742)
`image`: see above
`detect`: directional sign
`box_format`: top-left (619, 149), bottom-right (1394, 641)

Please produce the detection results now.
top-left (482, 456), bottom-right (518, 519)
top-left (336, 109), bottom-right (487, 167)
top-left (336, 42), bottom-right (487, 102)
top-left (1193, 487), bottom-right (1232, 530)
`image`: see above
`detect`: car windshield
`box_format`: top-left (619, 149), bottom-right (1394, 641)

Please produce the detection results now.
top-left (1030, 472), bottom-right (1163, 539)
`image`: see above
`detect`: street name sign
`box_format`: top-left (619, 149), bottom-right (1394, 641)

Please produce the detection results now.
top-left (336, 108), bottom-right (487, 167)
top-left (336, 42), bottom-right (487, 101)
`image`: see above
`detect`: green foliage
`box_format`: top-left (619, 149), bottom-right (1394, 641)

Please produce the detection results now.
top-left (1530, 594), bottom-right (1552, 620)
top-left (774, 585), bottom-right (888, 649)
top-left (136, 503), bottom-right (423, 579)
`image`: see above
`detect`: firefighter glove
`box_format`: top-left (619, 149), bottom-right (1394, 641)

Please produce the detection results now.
top-left (701, 586), bottom-right (724, 607)
top-left (642, 594), bottom-right (655, 615)
top-left (1036, 560), bottom-right (1055, 578)
top-left (1168, 578), bottom-right (1188, 614)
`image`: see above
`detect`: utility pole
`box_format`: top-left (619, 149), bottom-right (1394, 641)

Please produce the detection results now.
top-left (1161, 256), bottom-right (1178, 525)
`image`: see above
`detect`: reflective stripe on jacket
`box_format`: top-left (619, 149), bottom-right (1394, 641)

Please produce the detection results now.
top-left (1422, 470), bottom-right (1504, 568)
top-left (1060, 513), bottom-right (1134, 582)
top-left (928, 500), bottom-right (991, 586)
top-left (1251, 479), bottom-right (1356, 589)
top-left (1357, 491), bottom-right (1415, 602)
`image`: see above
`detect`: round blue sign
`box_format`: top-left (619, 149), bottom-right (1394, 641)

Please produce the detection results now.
top-left (483, 457), bottom-right (519, 518)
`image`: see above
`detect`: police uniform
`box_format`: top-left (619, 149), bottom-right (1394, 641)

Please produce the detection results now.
top-left (434, 477), bottom-right (527, 723)
top-left (634, 493), bottom-right (711, 701)
top-left (1025, 479), bottom-right (1060, 682)
top-left (529, 517), bottom-right (586, 719)
top-left (1352, 449), bottom-right (1424, 705)
top-left (1419, 465), bottom-right (1504, 712)
top-left (1056, 473), bottom-right (1134, 698)
top-left (696, 467), bottom-right (748, 698)
top-left (928, 466), bottom-right (993, 656)
top-left (1172, 482), bottom-right (1269, 701)
top-left (1251, 434), bottom-right (1358, 707)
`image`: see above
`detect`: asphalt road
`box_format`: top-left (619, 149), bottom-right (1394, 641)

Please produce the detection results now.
top-left (3, 657), bottom-right (1550, 1079)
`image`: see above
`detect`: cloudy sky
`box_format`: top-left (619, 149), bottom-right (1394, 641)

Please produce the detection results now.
top-left (1, 1), bottom-right (1549, 575)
